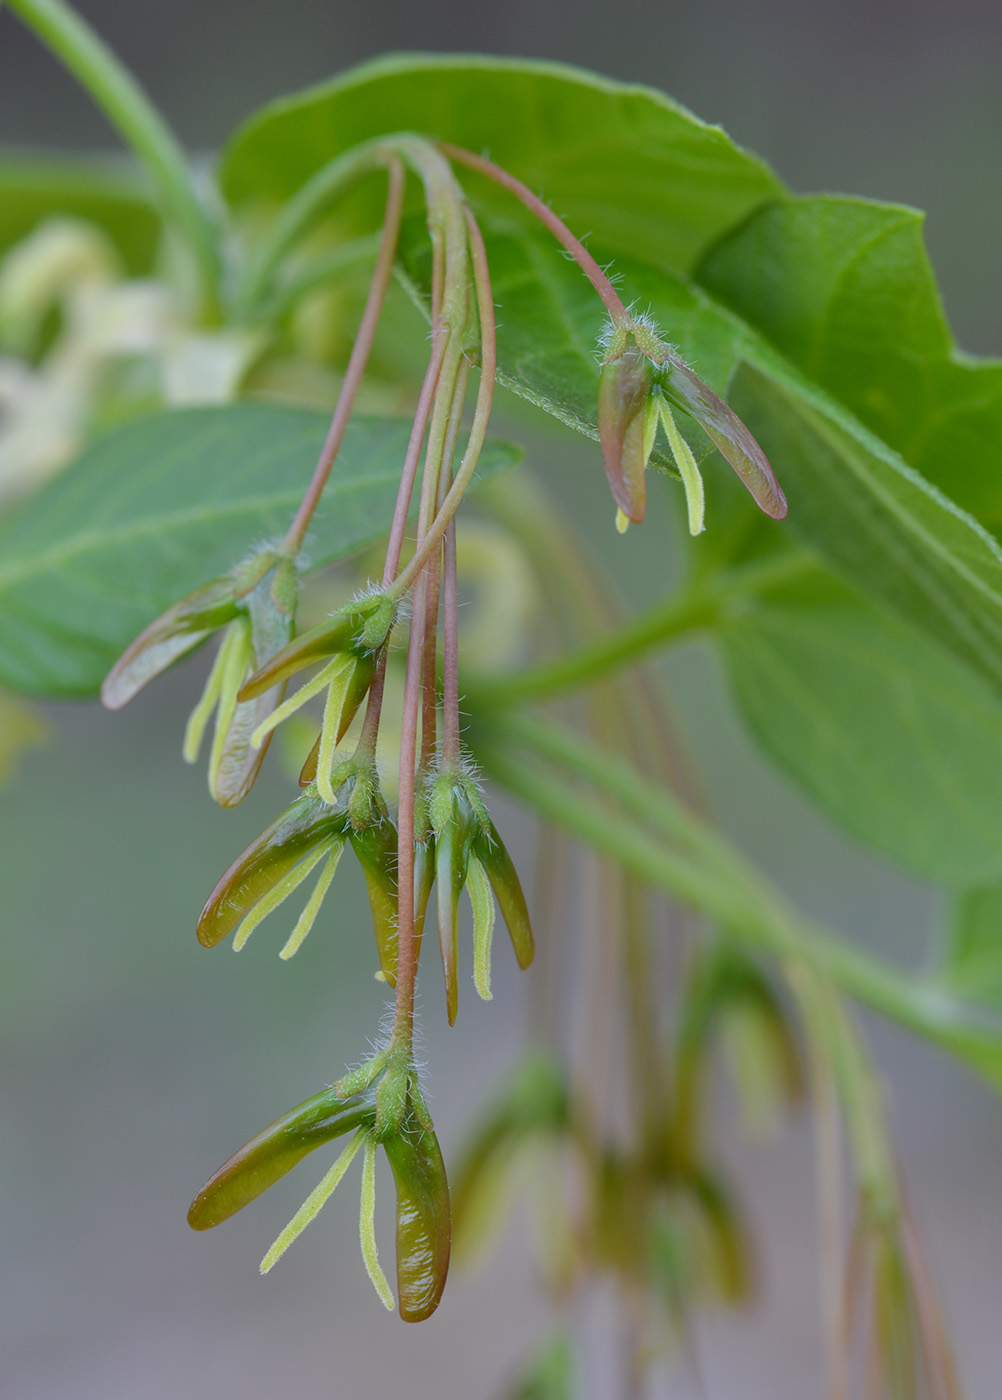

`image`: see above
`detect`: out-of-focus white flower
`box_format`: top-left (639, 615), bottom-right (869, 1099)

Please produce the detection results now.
top-left (0, 216), bottom-right (263, 507)
top-left (162, 328), bottom-right (265, 406)
top-left (0, 217), bottom-right (120, 355)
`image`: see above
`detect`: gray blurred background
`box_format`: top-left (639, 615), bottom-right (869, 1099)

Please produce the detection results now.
top-left (1, 1), bottom-right (1001, 1397)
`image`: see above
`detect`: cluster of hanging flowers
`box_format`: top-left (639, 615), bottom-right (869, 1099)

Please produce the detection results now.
top-left (101, 134), bottom-right (784, 1321)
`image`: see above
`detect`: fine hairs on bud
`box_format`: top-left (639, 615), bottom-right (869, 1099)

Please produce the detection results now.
top-left (351, 578), bottom-right (401, 608)
top-left (239, 535), bottom-right (287, 568)
top-left (595, 315), bottom-right (620, 357)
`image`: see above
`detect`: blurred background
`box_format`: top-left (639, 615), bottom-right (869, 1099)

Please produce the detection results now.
top-left (1, 1), bottom-right (1001, 1396)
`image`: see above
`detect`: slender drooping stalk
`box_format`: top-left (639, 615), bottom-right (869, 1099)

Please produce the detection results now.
top-left (282, 157), bottom-right (406, 557)
top-left (430, 361), bottom-right (470, 770)
top-left (483, 732), bottom-right (1002, 1083)
top-left (380, 330), bottom-right (450, 587)
top-left (387, 175), bottom-right (474, 1045)
top-left (439, 142), bottom-right (630, 326)
top-left (441, 515), bottom-right (461, 767)
top-left (389, 208), bottom-right (497, 600)
top-left (392, 563), bottom-right (430, 1044)
top-left (355, 223), bottom-right (451, 755)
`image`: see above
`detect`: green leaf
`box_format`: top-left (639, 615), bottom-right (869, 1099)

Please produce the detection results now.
top-left (697, 196), bottom-right (1002, 530)
top-left (939, 887), bottom-right (1002, 1007)
top-left (728, 363), bottom-right (1002, 699)
top-left (718, 569), bottom-right (1002, 886)
top-left (0, 403), bottom-right (522, 697)
top-left (0, 153), bottom-right (162, 272)
top-left (219, 55), bottom-right (783, 274)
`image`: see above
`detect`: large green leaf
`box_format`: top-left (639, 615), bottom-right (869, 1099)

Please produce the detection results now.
top-left (0, 404), bottom-right (521, 697)
top-left (219, 55), bottom-right (783, 274)
top-left (697, 196), bottom-right (1002, 530)
top-left (0, 153), bottom-right (162, 272)
top-left (717, 569), bottom-right (1002, 887)
top-left (728, 363), bottom-right (1002, 696)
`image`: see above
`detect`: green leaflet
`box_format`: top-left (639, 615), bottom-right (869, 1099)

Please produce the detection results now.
top-left (0, 404), bottom-right (522, 696)
top-left (0, 153), bottom-right (162, 272)
top-left (728, 363), bottom-right (1002, 700)
top-left (697, 195), bottom-right (1002, 530)
top-left (717, 569), bottom-right (1002, 887)
top-left (219, 55), bottom-right (782, 275)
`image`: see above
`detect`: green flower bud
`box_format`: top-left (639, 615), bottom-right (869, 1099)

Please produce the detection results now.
top-left (239, 591), bottom-right (396, 699)
top-left (597, 318), bottom-right (788, 536)
top-left (597, 342), bottom-right (656, 525)
top-left (186, 1084), bottom-right (373, 1231)
top-left (471, 815), bottom-right (535, 973)
top-left (239, 591), bottom-right (395, 802)
top-left (430, 774), bottom-right (481, 1026)
top-left (102, 548), bottom-right (297, 806)
top-left (452, 1054), bottom-right (572, 1261)
top-left (347, 817), bottom-right (400, 986)
top-left (189, 1054), bottom-right (451, 1323)
top-left (675, 947), bottom-right (803, 1151)
top-left (425, 769), bottom-right (534, 1023)
top-left (197, 786), bottom-right (349, 954)
top-left (383, 1091), bottom-right (451, 1323)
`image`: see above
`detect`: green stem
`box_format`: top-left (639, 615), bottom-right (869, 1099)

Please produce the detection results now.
top-left (479, 738), bottom-right (1002, 1089)
top-left (440, 142), bottom-right (629, 326)
top-left (238, 132), bottom-right (467, 320)
top-left (248, 233), bottom-right (383, 323)
top-left (493, 710), bottom-right (719, 872)
top-left (7, 0), bottom-right (221, 316)
top-left (387, 206), bottom-right (497, 601)
top-left (237, 139), bottom-right (388, 314)
top-left (787, 966), bottom-right (895, 1202)
top-left (281, 157), bottom-right (406, 556)
top-left (482, 587), bottom-right (718, 706)
top-left (476, 551), bottom-right (813, 706)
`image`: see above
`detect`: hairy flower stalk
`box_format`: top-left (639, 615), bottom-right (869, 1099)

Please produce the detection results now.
top-left (175, 151), bottom-right (538, 1317)
top-left (441, 142), bottom-right (786, 534)
top-left (385, 207), bottom-right (498, 602)
top-left (279, 156), bottom-right (406, 558)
